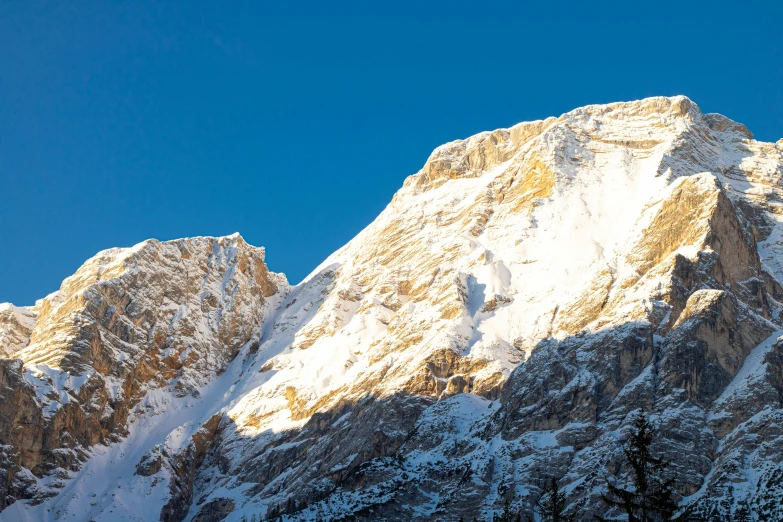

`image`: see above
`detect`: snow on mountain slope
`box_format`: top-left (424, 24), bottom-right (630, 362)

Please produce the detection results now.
top-left (0, 304), bottom-right (36, 358)
top-left (2, 96), bottom-right (783, 521)
top-left (0, 234), bottom-right (287, 512)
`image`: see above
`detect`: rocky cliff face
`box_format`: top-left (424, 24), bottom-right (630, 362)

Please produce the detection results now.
top-left (2, 96), bottom-right (783, 521)
top-left (0, 304), bottom-right (35, 359)
top-left (0, 235), bottom-right (287, 511)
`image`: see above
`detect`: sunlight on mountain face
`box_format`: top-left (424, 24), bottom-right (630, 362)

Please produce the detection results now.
top-left (2, 96), bottom-right (783, 521)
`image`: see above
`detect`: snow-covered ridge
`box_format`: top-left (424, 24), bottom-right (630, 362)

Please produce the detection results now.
top-left (2, 96), bottom-right (783, 521)
top-left (0, 303), bottom-right (36, 358)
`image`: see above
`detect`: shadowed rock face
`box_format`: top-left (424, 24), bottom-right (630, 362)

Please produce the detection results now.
top-left (2, 96), bottom-right (783, 522)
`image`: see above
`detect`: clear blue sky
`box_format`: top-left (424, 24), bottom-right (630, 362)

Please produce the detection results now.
top-left (1, 1), bottom-right (781, 305)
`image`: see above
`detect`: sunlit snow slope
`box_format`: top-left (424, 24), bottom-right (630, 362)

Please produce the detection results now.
top-left (2, 96), bottom-right (783, 521)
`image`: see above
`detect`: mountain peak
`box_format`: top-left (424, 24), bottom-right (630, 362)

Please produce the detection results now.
top-left (403, 95), bottom-right (762, 198)
top-left (3, 98), bottom-right (783, 521)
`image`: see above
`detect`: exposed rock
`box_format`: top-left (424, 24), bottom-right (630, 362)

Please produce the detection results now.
top-left (0, 234), bottom-right (287, 510)
top-left (162, 415), bottom-right (223, 522)
top-left (192, 498), bottom-right (235, 522)
top-left (3, 96), bottom-right (783, 521)
top-left (0, 304), bottom-right (35, 358)
top-left (135, 445), bottom-right (164, 476)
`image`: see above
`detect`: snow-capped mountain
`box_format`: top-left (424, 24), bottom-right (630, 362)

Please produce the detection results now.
top-left (2, 96), bottom-right (783, 521)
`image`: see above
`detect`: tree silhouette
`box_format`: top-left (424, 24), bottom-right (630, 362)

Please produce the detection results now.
top-left (596, 410), bottom-right (677, 522)
top-left (536, 476), bottom-right (575, 522)
top-left (493, 498), bottom-right (523, 522)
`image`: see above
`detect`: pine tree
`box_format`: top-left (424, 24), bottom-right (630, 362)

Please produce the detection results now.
top-left (493, 498), bottom-right (522, 522)
top-left (536, 477), bottom-right (575, 522)
top-left (596, 410), bottom-right (677, 522)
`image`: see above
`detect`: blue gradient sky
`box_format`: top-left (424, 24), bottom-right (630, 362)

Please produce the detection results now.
top-left (1, 1), bottom-right (781, 305)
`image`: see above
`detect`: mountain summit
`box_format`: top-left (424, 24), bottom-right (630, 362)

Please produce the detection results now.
top-left (2, 96), bottom-right (783, 521)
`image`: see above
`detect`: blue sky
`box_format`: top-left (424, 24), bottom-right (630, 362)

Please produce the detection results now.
top-left (1, 1), bottom-right (781, 305)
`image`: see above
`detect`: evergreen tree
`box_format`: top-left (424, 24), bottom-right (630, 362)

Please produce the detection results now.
top-left (493, 498), bottom-right (523, 522)
top-left (596, 410), bottom-right (677, 522)
top-left (536, 477), bottom-right (575, 522)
